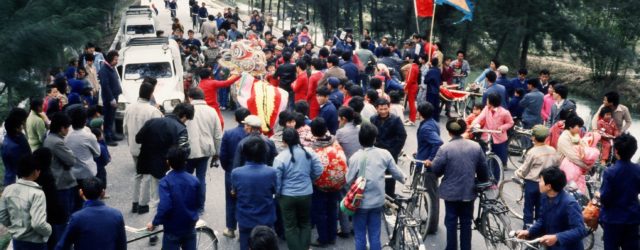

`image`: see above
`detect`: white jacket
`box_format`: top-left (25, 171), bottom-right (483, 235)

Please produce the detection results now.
top-left (123, 99), bottom-right (163, 156)
top-left (186, 100), bottom-right (223, 159)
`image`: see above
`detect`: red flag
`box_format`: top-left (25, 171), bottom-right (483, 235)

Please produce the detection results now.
top-left (415, 0), bottom-right (434, 18)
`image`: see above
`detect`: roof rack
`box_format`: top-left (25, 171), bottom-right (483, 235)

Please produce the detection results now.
top-left (125, 8), bottom-right (153, 17)
top-left (127, 37), bottom-right (169, 47)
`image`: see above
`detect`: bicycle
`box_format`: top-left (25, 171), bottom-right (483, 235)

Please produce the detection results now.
top-left (473, 182), bottom-right (514, 250)
top-left (507, 126), bottom-right (533, 170)
top-left (400, 153), bottom-right (439, 237)
top-left (471, 128), bottom-right (505, 184)
top-left (382, 194), bottom-right (426, 250)
top-left (498, 177), bottom-right (525, 220)
top-left (505, 231), bottom-right (546, 250)
top-left (125, 219), bottom-right (218, 249)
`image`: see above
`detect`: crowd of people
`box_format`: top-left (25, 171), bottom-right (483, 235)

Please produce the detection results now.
top-left (1, 0), bottom-right (639, 250)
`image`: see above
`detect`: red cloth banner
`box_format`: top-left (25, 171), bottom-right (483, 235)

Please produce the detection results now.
top-left (416, 0), bottom-right (434, 18)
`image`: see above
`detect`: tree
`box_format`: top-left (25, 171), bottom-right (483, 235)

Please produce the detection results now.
top-left (0, 0), bottom-right (118, 117)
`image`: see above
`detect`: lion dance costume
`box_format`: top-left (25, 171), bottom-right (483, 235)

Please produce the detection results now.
top-left (219, 40), bottom-right (289, 134)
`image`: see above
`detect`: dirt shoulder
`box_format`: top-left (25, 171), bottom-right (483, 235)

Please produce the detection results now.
top-left (527, 56), bottom-right (640, 109)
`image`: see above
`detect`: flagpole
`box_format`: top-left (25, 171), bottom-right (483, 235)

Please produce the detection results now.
top-left (413, 0), bottom-right (421, 34)
top-left (428, 1), bottom-right (437, 62)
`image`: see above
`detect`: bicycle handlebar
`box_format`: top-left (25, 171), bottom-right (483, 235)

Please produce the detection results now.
top-left (507, 231), bottom-right (542, 247)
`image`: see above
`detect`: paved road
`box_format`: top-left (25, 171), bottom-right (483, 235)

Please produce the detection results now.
top-left (110, 0), bottom-right (604, 249)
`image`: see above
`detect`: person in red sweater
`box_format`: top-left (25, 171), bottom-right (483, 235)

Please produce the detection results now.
top-left (197, 68), bottom-right (240, 128)
top-left (291, 60), bottom-right (309, 102)
top-left (307, 58), bottom-right (324, 119)
top-left (402, 62), bottom-right (419, 125)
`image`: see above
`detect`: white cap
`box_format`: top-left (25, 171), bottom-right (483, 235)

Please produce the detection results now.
top-left (242, 115), bottom-right (262, 127)
top-left (498, 65), bottom-right (509, 74)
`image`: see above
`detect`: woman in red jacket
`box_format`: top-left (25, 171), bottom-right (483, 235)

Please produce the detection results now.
top-left (198, 69), bottom-right (240, 128)
top-left (402, 62), bottom-right (419, 125)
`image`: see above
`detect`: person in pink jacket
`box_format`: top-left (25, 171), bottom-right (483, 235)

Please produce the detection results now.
top-left (472, 93), bottom-right (514, 182)
top-left (541, 82), bottom-right (555, 123)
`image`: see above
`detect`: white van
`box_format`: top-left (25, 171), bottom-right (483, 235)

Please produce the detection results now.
top-left (120, 7), bottom-right (158, 47)
top-left (115, 37), bottom-right (184, 123)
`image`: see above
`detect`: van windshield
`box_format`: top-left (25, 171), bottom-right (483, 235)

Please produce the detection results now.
top-left (124, 62), bottom-right (172, 79)
top-left (126, 25), bottom-right (155, 34)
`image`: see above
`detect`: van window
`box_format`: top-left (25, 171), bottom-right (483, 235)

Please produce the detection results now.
top-left (126, 25), bottom-right (155, 34)
top-left (124, 62), bottom-right (173, 79)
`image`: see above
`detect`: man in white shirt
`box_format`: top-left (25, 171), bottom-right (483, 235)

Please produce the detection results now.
top-left (123, 82), bottom-right (163, 214)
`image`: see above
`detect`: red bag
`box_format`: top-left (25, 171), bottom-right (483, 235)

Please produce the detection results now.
top-left (340, 153), bottom-right (368, 216)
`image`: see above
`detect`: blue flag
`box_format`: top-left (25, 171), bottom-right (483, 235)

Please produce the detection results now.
top-left (436, 0), bottom-right (474, 22)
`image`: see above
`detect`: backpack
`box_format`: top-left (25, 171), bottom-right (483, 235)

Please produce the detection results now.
top-left (313, 142), bottom-right (347, 192)
top-left (340, 152), bottom-right (368, 215)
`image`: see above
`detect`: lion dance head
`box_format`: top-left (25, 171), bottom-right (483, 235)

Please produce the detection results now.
top-left (219, 40), bottom-right (289, 134)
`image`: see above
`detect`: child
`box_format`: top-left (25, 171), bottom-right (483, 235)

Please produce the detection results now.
top-left (597, 106), bottom-right (619, 165)
top-left (0, 156), bottom-right (52, 248)
top-left (508, 88), bottom-right (525, 120)
top-left (514, 125), bottom-right (559, 228)
top-left (90, 125), bottom-right (110, 192)
top-left (463, 104), bottom-right (484, 139)
top-left (147, 146), bottom-right (203, 248)
top-left (389, 90), bottom-right (405, 122)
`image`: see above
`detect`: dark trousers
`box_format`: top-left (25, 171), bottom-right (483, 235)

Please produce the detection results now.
top-left (427, 94), bottom-right (440, 122)
top-left (187, 157), bottom-right (208, 212)
top-left (103, 101), bottom-right (116, 141)
top-left (444, 200), bottom-right (474, 250)
top-left (218, 88), bottom-right (230, 108)
top-left (603, 223), bottom-right (639, 250)
top-left (311, 189), bottom-right (339, 244)
top-left (162, 229), bottom-right (196, 250)
top-left (523, 180), bottom-right (541, 227)
top-left (96, 164), bottom-right (107, 189)
top-left (279, 195), bottom-right (312, 250)
top-left (12, 240), bottom-right (47, 250)
top-left (492, 141), bottom-right (508, 181)
top-left (224, 171), bottom-right (237, 230)
top-left (55, 188), bottom-right (75, 220)
top-left (49, 224), bottom-right (68, 250)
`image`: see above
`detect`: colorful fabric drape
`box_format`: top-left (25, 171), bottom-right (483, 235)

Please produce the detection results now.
top-left (436, 0), bottom-right (474, 22)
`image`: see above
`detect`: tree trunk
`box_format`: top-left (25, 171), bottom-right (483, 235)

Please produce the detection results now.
top-left (494, 31), bottom-right (509, 59)
top-left (519, 34), bottom-right (530, 69)
top-left (372, 0), bottom-right (377, 37)
top-left (306, 0), bottom-right (310, 21)
top-left (358, 0), bottom-right (364, 35)
top-left (335, 0), bottom-right (340, 32)
top-left (261, 0), bottom-right (265, 12)
top-left (269, 0), bottom-right (272, 13)
top-left (345, 1), bottom-right (351, 30)
top-left (276, 0), bottom-right (281, 27)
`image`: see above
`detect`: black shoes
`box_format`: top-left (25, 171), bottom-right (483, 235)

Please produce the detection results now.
top-left (131, 203), bottom-right (139, 213)
top-left (105, 140), bottom-right (118, 147)
top-left (112, 134), bottom-right (124, 141)
top-left (137, 205), bottom-right (150, 214)
top-left (149, 235), bottom-right (158, 246)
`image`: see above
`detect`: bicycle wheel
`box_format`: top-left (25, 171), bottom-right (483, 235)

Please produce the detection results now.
top-left (498, 179), bottom-right (524, 219)
top-left (392, 224), bottom-right (421, 250)
top-left (507, 134), bottom-right (528, 170)
top-left (487, 154), bottom-right (505, 184)
top-left (195, 226), bottom-right (218, 250)
top-left (479, 211), bottom-right (513, 250)
top-left (409, 191), bottom-right (438, 238)
top-left (583, 230), bottom-right (595, 250)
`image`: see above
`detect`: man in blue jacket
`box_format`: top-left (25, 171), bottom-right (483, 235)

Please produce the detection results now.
top-left (147, 146), bottom-right (203, 249)
top-left (98, 50), bottom-right (123, 145)
top-left (519, 80), bottom-right (544, 129)
top-left (482, 71), bottom-right (507, 108)
top-left (316, 86), bottom-right (339, 135)
top-left (219, 108), bottom-right (250, 239)
top-left (340, 51), bottom-right (359, 85)
top-left (599, 134), bottom-right (640, 250)
top-left (56, 177), bottom-right (126, 250)
top-left (424, 58), bottom-right (442, 121)
top-left (516, 167), bottom-right (587, 250)
top-left (370, 98), bottom-right (407, 197)
top-left (231, 137), bottom-right (278, 250)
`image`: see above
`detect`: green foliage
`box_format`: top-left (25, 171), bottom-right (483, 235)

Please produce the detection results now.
top-left (0, 0), bottom-right (118, 119)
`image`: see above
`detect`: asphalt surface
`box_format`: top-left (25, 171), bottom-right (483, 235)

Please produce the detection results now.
top-left (106, 0), bottom-right (604, 249)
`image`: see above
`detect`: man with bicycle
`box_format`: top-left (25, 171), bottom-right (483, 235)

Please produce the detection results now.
top-left (424, 118), bottom-right (490, 250)
top-left (514, 125), bottom-right (559, 228)
top-left (516, 167), bottom-right (587, 249)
